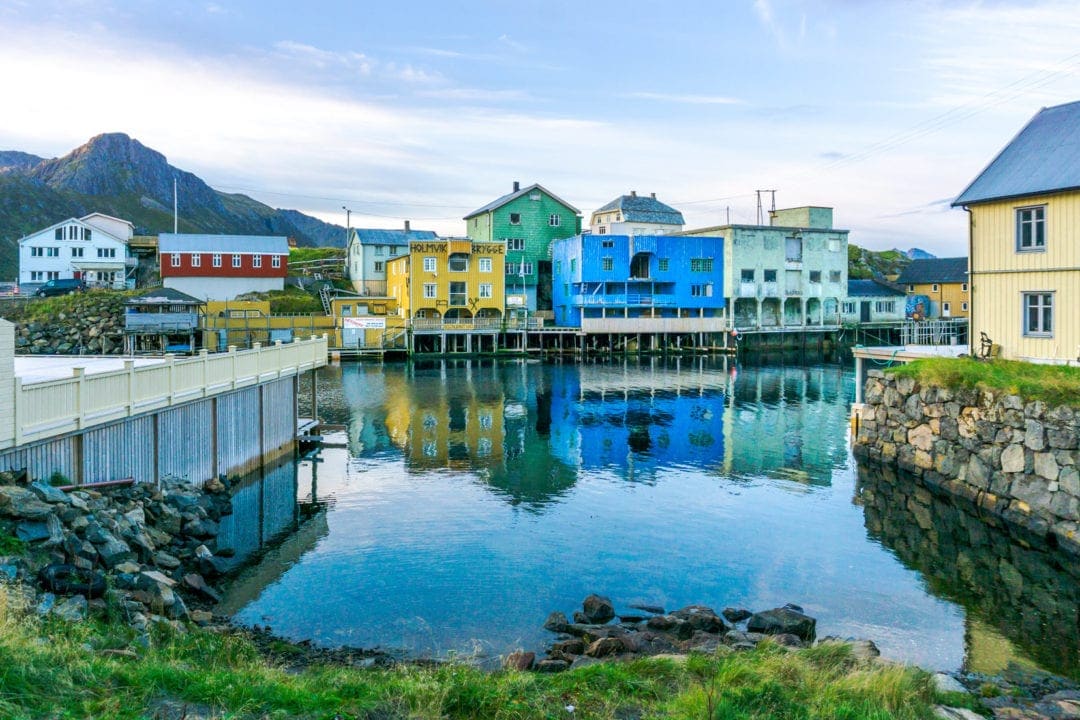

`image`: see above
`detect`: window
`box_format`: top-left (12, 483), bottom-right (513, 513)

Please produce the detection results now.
top-left (30, 271), bottom-right (42, 281)
top-left (272, 255), bottom-right (281, 268)
top-left (85, 229), bottom-right (91, 241)
top-left (1023, 292), bottom-right (1053, 336)
top-left (213, 253), bottom-right (222, 268)
top-left (602, 257), bottom-right (613, 271)
top-left (449, 281), bottom-right (467, 306)
top-left (931, 284), bottom-right (939, 292)
top-left (54, 228), bottom-right (62, 240)
top-left (549, 214), bottom-right (561, 227)
top-left (690, 258), bottom-right (713, 272)
top-left (809, 271), bottom-right (821, 283)
top-left (448, 254), bottom-right (469, 272)
top-left (1016, 206), bottom-right (1046, 251)
top-left (509, 213), bottom-right (521, 225)
top-left (785, 237), bottom-right (803, 262)
top-left (764, 270), bottom-right (777, 282)
top-left (601, 239), bottom-right (614, 248)
top-left (192, 253), bottom-right (201, 267)
top-left (479, 257), bottom-right (492, 273)
top-left (828, 239), bottom-right (840, 252)
top-left (375, 245), bottom-right (385, 256)
top-left (741, 269), bottom-right (755, 282)
top-left (373, 261), bottom-right (384, 272)
top-left (875, 300), bottom-right (896, 313)
top-left (570, 258), bottom-right (576, 273)
top-left (232, 254), bottom-right (242, 268)
top-left (598, 227), bottom-right (607, 235)
top-left (829, 270), bottom-right (842, 283)
top-left (506, 238), bottom-right (525, 251)
top-left (479, 283), bottom-right (493, 298)
top-left (171, 253), bottom-right (181, 267)
top-left (30, 247), bottom-right (43, 257)
top-left (691, 284), bottom-right (713, 298)
top-left (97, 248), bottom-right (116, 258)
top-left (423, 283), bottom-right (437, 299)
top-left (341, 305), bottom-right (352, 316)
top-left (842, 301), bottom-right (856, 314)
top-left (48, 247), bottom-right (59, 257)
top-left (908, 284), bottom-right (915, 292)
top-left (253, 255), bottom-right (262, 268)
top-left (962, 283), bottom-right (968, 292)
top-left (962, 302), bottom-right (968, 311)
top-left (658, 258), bottom-right (669, 272)
top-left (423, 257), bottom-right (437, 272)
top-left (71, 247), bottom-right (83, 258)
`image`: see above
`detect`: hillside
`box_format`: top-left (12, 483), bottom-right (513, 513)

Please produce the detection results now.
top-left (848, 245), bottom-right (915, 280)
top-left (0, 133), bottom-right (345, 278)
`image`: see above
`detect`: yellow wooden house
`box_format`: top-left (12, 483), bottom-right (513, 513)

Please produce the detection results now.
top-left (895, 257), bottom-right (969, 319)
top-left (954, 100), bottom-right (1080, 363)
top-left (386, 237), bottom-right (507, 328)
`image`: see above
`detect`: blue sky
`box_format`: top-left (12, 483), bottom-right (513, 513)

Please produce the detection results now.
top-left (2, 0), bottom-right (1080, 255)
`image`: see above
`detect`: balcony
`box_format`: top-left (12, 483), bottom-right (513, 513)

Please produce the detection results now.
top-left (738, 282), bottom-right (757, 298)
top-left (581, 316), bottom-right (729, 334)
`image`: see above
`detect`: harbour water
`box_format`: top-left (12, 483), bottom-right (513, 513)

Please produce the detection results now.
top-left (219, 358), bottom-right (1075, 676)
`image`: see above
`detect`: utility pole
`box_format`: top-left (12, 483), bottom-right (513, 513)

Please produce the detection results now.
top-left (173, 178), bottom-right (178, 233)
top-left (342, 206), bottom-right (352, 246)
top-left (755, 189), bottom-right (777, 225)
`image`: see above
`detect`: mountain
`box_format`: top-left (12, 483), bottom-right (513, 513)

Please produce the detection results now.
top-left (904, 247), bottom-right (936, 260)
top-left (0, 133), bottom-right (346, 278)
top-left (848, 245), bottom-right (912, 280)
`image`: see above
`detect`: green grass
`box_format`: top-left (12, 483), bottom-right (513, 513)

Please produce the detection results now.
top-left (0, 586), bottom-right (957, 719)
top-left (235, 286), bottom-right (325, 314)
top-left (289, 247), bottom-right (345, 265)
top-left (889, 357), bottom-right (1080, 407)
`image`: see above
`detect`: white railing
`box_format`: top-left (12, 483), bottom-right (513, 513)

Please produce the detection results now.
top-left (13, 335), bottom-right (328, 446)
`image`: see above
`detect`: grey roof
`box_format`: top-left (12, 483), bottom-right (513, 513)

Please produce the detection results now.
top-left (464, 183), bottom-right (581, 219)
top-left (352, 228), bottom-right (436, 245)
top-left (847, 279), bottom-right (905, 298)
top-left (125, 287), bottom-right (205, 306)
top-left (594, 194), bottom-right (685, 225)
top-left (954, 100), bottom-right (1080, 206)
top-left (896, 257), bottom-right (968, 285)
top-left (158, 234), bottom-right (289, 254)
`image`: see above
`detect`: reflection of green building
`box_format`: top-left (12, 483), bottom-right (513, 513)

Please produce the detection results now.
top-left (464, 182), bottom-right (581, 312)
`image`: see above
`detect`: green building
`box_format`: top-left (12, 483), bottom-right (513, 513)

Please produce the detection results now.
top-left (464, 181), bottom-right (581, 312)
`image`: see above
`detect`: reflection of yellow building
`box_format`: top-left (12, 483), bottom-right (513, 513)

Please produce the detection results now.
top-left (386, 238), bottom-right (507, 326)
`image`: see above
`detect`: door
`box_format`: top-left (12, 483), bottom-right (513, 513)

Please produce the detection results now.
top-left (342, 326), bottom-right (364, 348)
top-left (860, 301), bottom-right (871, 322)
top-left (941, 302), bottom-right (951, 318)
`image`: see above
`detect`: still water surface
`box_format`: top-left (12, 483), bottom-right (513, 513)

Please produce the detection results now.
top-left (218, 358), bottom-right (1074, 674)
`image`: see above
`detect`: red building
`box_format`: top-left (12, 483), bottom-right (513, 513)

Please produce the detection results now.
top-left (158, 234), bottom-right (289, 301)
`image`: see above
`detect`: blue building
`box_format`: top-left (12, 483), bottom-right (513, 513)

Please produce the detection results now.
top-left (551, 234), bottom-right (726, 338)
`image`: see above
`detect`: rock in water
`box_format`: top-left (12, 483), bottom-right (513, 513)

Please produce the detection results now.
top-left (747, 606), bottom-right (817, 641)
top-left (502, 651), bottom-right (535, 671)
top-left (722, 607), bottom-right (752, 623)
top-left (543, 611), bottom-right (569, 633)
top-left (582, 594), bottom-right (615, 624)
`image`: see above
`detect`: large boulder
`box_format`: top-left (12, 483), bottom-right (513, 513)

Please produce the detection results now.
top-left (671, 605), bottom-right (728, 634)
top-left (747, 606), bottom-right (817, 641)
top-left (581, 594), bottom-right (615, 624)
top-left (0, 486), bottom-right (54, 519)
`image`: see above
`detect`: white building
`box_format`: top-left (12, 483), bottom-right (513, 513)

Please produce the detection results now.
top-left (17, 214), bottom-right (133, 289)
top-left (346, 222), bottom-right (436, 296)
top-left (590, 191), bottom-right (685, 236)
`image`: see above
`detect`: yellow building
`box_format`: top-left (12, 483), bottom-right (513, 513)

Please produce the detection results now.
top-left (895, 257), bottom-right (969, 319)
top-left (954, 100), bottom-right (1080, 363)
top-left (386, 238), bottom-right (507, 327)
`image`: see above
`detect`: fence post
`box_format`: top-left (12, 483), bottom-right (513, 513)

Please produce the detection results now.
top-left (125, 360), bottom-right (135, 413)
top-left (200, 349), bottom-right (209, 397)
top-left (229, 345), bottom-right (237, 389)
top-left (13, 377), bottom-right (23, 446)
top-left (73, 367), bottom-right (86, 428)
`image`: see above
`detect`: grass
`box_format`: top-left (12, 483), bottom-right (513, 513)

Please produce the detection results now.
top-left (235, 285), bottom-right (325, 315)
top-left (0, 586), bottom-right (960, 720)
top-left (289, 247), bottom-right (345, 265)
top-left (889, 356), bottom-right (1080, 408)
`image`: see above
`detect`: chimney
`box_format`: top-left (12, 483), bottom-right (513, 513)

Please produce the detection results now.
top-left (404, 220), bottom-right (411, 232)
top-left (630, 190), bottom-right (637, 198)
top-left (513, 181), bottom-right (520, 192)
top-left (650, 192), bottom-right (656, 199)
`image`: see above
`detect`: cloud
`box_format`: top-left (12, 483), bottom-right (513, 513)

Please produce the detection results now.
top-left (272, 40), bottom-right (372, 74)
top-left (497, 34), bottom-right (527, 53)
top-left (624, 92), bottom-right (745, 106)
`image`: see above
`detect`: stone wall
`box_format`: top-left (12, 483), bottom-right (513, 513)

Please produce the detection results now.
top-left (0, 293), bottom-right (125, 355)
top-left (853, 369), bottom-right (1080, 554)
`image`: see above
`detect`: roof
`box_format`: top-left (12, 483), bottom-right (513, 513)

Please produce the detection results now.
top-left (125, 287), bottom-right (205, 306)
top-left (895, 257), bottom-right (968, 285)
top-left (80, 212), bottom-right (135, 228)
top-left (351, 228), bottom-right (437, 245)
top-left (17, 216), bottom-right (126, 244)
top-left (594, 193), bottom-right (685, 225)
top-left (464, 183), bottom-right (581, 219)
top-left (158, 234), bottom-right (290, 254)
top-left (847, 279), bottom-right (905, 298)
top-left (954, 100), bottom-right (1080, 206)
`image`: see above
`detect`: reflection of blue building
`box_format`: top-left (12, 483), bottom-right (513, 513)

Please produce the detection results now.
top-left (549, 364), bottom-right (726, 476)
top-left (551, 234), bottom-right (726, 330)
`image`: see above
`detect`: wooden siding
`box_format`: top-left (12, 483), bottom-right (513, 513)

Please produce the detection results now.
top-left (905, 282), bottom-right (969, 318)
top-left (969, 192), bottom-right (1080, 362)
top-left (0, 322), bottom-right (13, 450)
top-left (160, 251), bottom-right (288, 278)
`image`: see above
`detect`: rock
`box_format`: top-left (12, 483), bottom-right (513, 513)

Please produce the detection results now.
top-left (771, 633), bottom-right (804, 648)
top-left (535, 659), bottom-right (570, 673)
top-left (502, 651), bottom-right (535, 671)
top-left (53, 594), bottom-right (88, 622)
top-left (140, 570), bottom-right (177, 588)
top-left (747, 607), bottom-right (816, 641)
top-left (582, 594), bottom-right (615, 624)
top-left (722, 607), bottom-right (752, 623)
top-left (933, 673), bottom-right (969, 695)
top-left (182, 573), bottom-right (221, 602)
top-left (570, 655), bottom-right (603, 670)
top-left (543, 611), bottom-right (569, 633)
top-left (183, 518), bottom-right (219, 538)
top-left (0, 486), bottom-right (54, 519)
top-left (629, 604), bottom-right (665, 615)
top-left (36, 593), bottom-right (56, 615)
top-left (933, 707), bottom-right (983, 720)
top-left (16, 519), bottom-right (53, 543)
top-left (1000, 444), bottom-right (1026, 474)
top-left (671, 605), bottom-right (727, 634)
top-left (153, 551), bottom-right (182, 570)
top-left (190, 610), bottom-right (213, 625)
top-left (29, 481), bottom-right (70, 504)
top-left (551, 638), bottom-right (586, 657)
top-left (1034, 453), bottom-right (1060, 481)
top-left (96, 532), bottom-right (134, 568)
top-left (114, 561), bottom-right (142, 574)
top-left (585, 637), bottom-right (627, 657)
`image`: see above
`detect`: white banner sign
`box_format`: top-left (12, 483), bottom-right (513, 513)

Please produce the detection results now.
top-left (343, 316), bottom-right (386, 329)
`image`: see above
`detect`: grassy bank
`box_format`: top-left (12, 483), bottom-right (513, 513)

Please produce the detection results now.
top-left (889, 357), bottom-right (1080, 408)
top-left (0, 587), bottom-right (965, 719)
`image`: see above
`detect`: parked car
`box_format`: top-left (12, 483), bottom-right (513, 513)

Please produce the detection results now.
top-left (35, 278), bottom-right (86, 297)
top-left (0, 282), bottom-right (17, 296)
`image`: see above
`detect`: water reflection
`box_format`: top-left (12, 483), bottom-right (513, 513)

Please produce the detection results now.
top-left (857, 464), bottom-right (1080, 676)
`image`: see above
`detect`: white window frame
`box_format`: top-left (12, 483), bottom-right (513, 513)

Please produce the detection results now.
top-left (373, 261), bottom-right (384, 272)
top-left (253, 255), bottom-right (262, 269)
top-left (213, 253), bottom-right (222, 268)
top-left (479, 283), bottom-right (493, 299)
top-left (171, 253), bottom-right (181, 268)
top-left (272, 255), bottom-right (281, 268)
top-left (602, 257), bottom-right (613, 271)
top-left (423, 256), bottom-right (437, 273)
top-left (506, 238), bottom-right (525, 251)
top-left (549, 213), bottom-right (561, 227)
top-left (1022, 291), bottom-right (1054, 337)
top-left (509, 212), bottom-right (521, 225)
top-left (423, 283), bottom-right (437, 299)
top-left (1016, 205), bottom-right (1046, 252)
top-left (478, 258), bottom-right (492, 273)
top-left (232, 254), bottom-right (242, 268)
top-left (192, 253), bottom-right (201, 268)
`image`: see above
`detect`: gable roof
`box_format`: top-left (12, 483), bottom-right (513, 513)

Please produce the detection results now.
top-left (350, 228), bottom-right (437, 246)
top-left (126, 287), bottom-right (205, 306)
top-left (17, 216), bottom-right (126, 245)
top-left (80, 212), bottom-right (135, 229)
top-left (847, 279), bottom-right (905, 298)
top-left (896, 257), bottom-right (968, 285)
top-left (464, 183), bottom-right (581, 220)
top-left (954, 100), bottom-right (1080, 206)
top-left (158, 234), bottom-right (290, 254)
top-left (593, 193), bottom-right (685, 225)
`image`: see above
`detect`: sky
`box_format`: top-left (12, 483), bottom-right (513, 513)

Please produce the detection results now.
top-left (2, 0), bottom-right (1080, 256)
